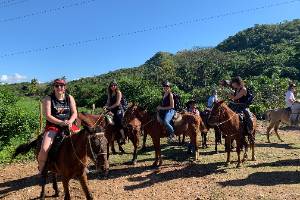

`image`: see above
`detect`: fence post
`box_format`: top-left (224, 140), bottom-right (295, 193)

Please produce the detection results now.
top-left (92, 104), bottom-right (95, 114)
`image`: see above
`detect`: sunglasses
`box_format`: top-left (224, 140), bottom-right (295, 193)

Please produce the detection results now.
top-left (54, 84), bottom-right (65, 88)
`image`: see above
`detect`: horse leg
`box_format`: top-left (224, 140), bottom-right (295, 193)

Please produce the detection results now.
top-left (131, 137), bottom-right (138, 165)
top-left (111, 140), bottom-right (117, 155)
top-left (274, 121), bottom-right (284, 142)
top-left (141, 131), bottom-right (147, 150)
top-left (236, 138), bottom-right (241, 168)
top-left (242, 136), bottom-right (248, 162)
top-left (225, 137), bottom-right (231, 166)
top-left (181, 133), bottom-right (186, 144)
top-left (250, 135), bottom-right (256, 161)
top-left (52, 173), bottom-right (59, 197)
top-left (266, 122), bottom-right (275, 143)
top-left (118, 143), bottom-right (125, 154)
top-left (39, 163), bottom-right (48, 200)
top-left (152, 136), bottom-right (162, 167)
top-left (62, 178), bottom-right (71, 200)
top-left (79, 173), bottom-right (93, 200)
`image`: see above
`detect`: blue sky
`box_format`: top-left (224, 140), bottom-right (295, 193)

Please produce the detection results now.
top-left (0, 0), bottom-right (300, 83)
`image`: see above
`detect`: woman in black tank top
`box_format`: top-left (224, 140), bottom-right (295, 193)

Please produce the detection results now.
top-left (38, 79), bottom-right (78, 175)
top-left (105, 80), bottom-right (126, 144)
top-left (229, 76), bottom-right (253, 135)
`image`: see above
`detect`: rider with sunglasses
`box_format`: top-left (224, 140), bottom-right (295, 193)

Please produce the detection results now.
top-left (38, 78), bottom-right (79, 175)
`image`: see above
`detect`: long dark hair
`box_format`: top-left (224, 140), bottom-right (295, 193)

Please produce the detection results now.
top-left (231, 76), bottom-right (245, 87)
top-left (107, 80), bottom-right (120, 98)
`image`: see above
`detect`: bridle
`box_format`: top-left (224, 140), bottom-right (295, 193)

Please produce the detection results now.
top-left (69, 114), bottom-right (107, 168)
top-left (209, 104), bottom-right (237, 128)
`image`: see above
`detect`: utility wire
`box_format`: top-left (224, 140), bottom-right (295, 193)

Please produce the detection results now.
top-left (0, 0), bottom-right (97, 23)
top-left (0, 0), bottom-right (30, 8)
top-left (1, 0), bottom-right (300, 58)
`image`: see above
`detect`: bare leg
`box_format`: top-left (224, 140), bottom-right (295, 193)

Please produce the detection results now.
top-left (79, 173), bottom-right (93, 200)
top-left (274, 122), bottom-right (284, 142)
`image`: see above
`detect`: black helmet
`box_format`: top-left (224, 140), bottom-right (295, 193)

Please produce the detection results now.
top-left (162, 81), bottom-right (171, 87)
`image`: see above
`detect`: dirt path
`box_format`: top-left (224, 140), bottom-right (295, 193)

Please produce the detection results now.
top-left (1, 122), bottom-right (300, 200)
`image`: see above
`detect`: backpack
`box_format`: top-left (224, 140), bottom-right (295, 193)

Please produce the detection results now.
top-left (245, 88), bottom-right (254, 106)
top-left (121, 95), bottom-right (128, 111)
top-left (172, 93), bottom-right (181, 111)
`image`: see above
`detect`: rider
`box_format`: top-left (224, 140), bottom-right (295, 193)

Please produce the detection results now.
top-left (207, 89), bottom-right (218, 111)
top-left (105, 80), bottom-right (126, 144)
top-left (157, 81), bottom-right (176, 143)
top-left (228, 76), bottom-right (253, 135)
top-left (285, 83), bottom-right (296, 111)
top-left (186, 100), bottom-right (200, 115)
top-left (38, 78), bottom-right (78, 174)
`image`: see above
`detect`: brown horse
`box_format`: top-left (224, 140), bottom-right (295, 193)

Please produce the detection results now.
top-left (123, 104), bottom-right (204, 167)
top-left (200, 111), bottom-right (222, 152)
top-left (13, 112), bottom-right (109, 200)
top-left (207, 101), bottom-right (257, 168)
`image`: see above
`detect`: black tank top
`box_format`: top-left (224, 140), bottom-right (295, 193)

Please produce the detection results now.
top-left (109, 93), bottom-right (122, 111)
top-left (234, 88), bottom-right (248, 104)
top-left (161, 93), bottom-right (170, 107)
top-left (46, 93), bottom-right (71, 125)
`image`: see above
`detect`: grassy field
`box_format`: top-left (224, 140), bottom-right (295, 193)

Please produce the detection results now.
top-left (0, 121), bottom-right (299, 199)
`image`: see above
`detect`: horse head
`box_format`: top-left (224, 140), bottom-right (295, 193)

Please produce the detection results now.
top-left (123, 103), bottom-right (147, 127)
top-left (77, 112), bottom-right (107, 135)
top-left (207, 100), bottom-right (226, 126)
top-left (77, 112), bottom-right (109, 175)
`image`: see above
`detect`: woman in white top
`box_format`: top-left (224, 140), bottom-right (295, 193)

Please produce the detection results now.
top-left (285, 83), bottom-right (296, 110)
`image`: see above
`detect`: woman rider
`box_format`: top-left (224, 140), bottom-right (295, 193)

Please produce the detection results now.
top-left (157, 81), bottom-right (176, 143)
top-left (105, 80), bottom-right (126, 144)
top-left (228, 76), bottom-right (253, 135)
top-left (38, 78), bottom-right (78, 174)
top-left (285, 83), bottom-right (296, 111)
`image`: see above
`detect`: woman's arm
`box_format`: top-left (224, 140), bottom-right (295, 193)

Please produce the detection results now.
top-left (108, 91), bottom-right (122, 109)
top-left (43, 96), bottom-right (64, 126)
top-left (68, 95), bottom-right (78, 124)
top-left (229, 88), bottom-right (247, 101)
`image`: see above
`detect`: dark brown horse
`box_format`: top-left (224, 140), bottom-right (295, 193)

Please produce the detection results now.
top-left (207, 101), bottom-right (257, 168)
top-left (13, 112), bottom-right (109, 200)
top-left (200, 111), bottom-right (222, 152)
top-left (123, 104), bottom-right (204, 167)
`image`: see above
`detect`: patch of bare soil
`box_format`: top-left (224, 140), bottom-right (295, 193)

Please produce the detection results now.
top-left (1, 121), bottom-right (299, 200)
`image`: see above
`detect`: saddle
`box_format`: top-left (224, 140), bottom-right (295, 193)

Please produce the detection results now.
top-left (48, 129), bottom-right (70, 161)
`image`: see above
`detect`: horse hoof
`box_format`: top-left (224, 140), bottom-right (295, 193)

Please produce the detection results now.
top-left (236, 164), bottom-right (241, 168)
top-left (280, 140), bottom-right (284, 142)
top-left (252, 157), bottom-right (256, 161)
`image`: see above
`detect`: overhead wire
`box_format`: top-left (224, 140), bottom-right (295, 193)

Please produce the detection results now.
top-left (0, 0), bottom-right (97, 23)
top-left (0, 0), bottom-right (300, 58)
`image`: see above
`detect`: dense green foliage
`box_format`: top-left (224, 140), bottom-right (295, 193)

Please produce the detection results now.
top-left (0, 88), bottom-right (40, 163)
top-left (1, 19), bottom-right (300, 163)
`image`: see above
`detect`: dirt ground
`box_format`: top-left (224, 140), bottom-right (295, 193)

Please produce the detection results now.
top-left (0, 121), bottom-right (299, 200)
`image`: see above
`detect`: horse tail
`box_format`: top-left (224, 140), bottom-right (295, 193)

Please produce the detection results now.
top-left (12, 138), bottom-right (39, 158)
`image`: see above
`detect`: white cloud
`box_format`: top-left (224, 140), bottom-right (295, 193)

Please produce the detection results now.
top-left (0, 73), bottom-right (27, 83)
